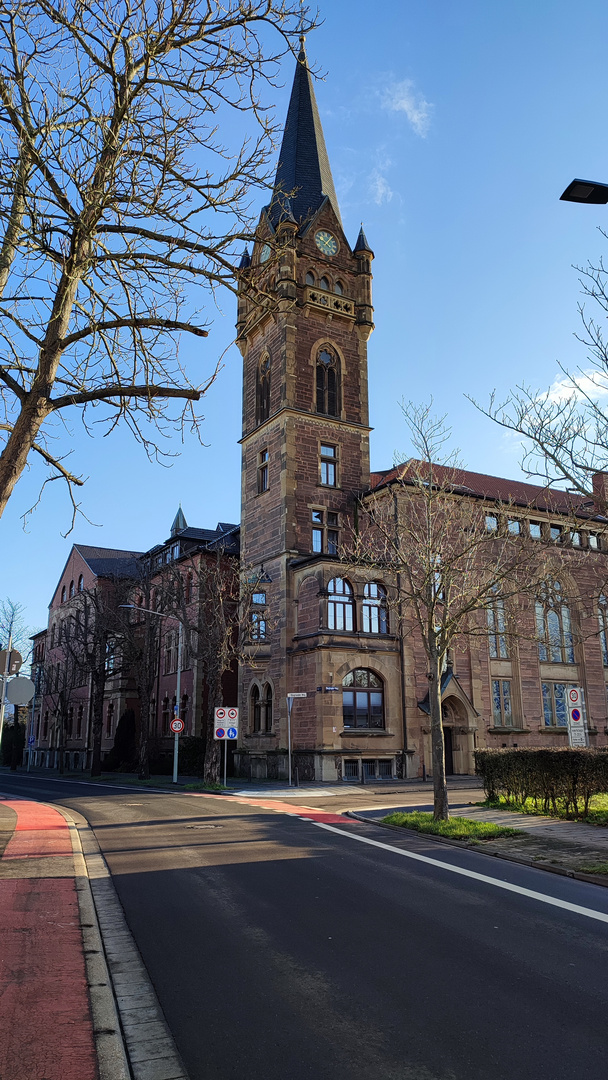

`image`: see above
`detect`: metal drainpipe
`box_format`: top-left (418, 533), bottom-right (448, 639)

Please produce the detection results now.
top-left (393, 491), bottom-right (409, 774)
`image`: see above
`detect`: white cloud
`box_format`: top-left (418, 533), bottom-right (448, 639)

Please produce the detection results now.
top-left (382, 79), bottom-right (433, 137)
top-left (369, 169), bottom-right (394, 206)
top-left (546, 367), bottom-right (608, 404)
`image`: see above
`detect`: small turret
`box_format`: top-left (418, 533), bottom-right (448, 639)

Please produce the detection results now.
top-left (170, 505), bottom-right (187, 537)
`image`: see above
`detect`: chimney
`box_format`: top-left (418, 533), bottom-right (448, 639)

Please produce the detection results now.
top-left (592, 471), bottom-right (608, 513)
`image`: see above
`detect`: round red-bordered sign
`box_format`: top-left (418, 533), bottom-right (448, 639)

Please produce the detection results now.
top-left (215, 708), bottom-right (226, 720)
top-left (571, 708), bottom-right (581, 722)
top-left (227, 708), bottom-right (238, 720)
top-left (568, 689), bottom-right (580, 704)
top-left (170, 718), bottom-right (184, 734)
top-left (215, 727), bottom-right (225, 739)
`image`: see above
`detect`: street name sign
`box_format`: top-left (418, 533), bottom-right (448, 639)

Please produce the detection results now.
top-left (287, 692), bottom-right (307, 699)
top-left (566, 687), bottom-right (588, 748)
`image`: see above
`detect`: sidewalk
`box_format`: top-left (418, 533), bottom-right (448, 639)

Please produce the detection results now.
top-left (0, 798), bottom-right (99, 1080)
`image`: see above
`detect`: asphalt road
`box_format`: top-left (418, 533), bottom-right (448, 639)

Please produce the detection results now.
top-left (2, 771), bottom-right (608, 1080)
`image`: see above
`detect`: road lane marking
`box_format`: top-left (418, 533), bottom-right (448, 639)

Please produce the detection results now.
top-left (312, 822), bottom-right (608, 925)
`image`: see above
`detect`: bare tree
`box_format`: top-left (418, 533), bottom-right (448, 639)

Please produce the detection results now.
top-left (0, 0), bottom-right (314, 525)
top-left (474, 251), bottom-right (608, 506)
top-left (0, 596), bottom-right (31, 657)
top-left (161, 543), bottom-right (265, 782)
top-left (345, 402), bottom-right (558, 821)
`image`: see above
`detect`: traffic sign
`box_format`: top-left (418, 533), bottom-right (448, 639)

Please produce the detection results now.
top-left (0, 650), bottom-right (22, 676)
top-left (287, 692), bottom-right (307, 699)
top-left (28, 736), bottom-right (35, 746)
top-left (170, 718), bottom-right (184, 734)
top-left (214, 707), bottom-right (238, 739)
top-left (6, 677), bottom-right (35, 705)
top-left (566, 687), bottom-right (588, 747)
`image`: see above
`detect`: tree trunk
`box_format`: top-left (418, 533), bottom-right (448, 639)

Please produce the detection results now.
top-left (203, 672), bottom-right (222, 783)
top-left (429, 650), bottom-right (449, 821)
top-left (90, 673), bottom-right (105, 777)
top-left (138, 700), bottom-right (150, 780)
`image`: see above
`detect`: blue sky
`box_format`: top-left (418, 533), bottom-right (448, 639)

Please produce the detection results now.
top-left (4, 0), bottom-right (608, 636)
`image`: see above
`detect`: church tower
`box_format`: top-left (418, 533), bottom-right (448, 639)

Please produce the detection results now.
top-left (236, 41), bottom-right (401, 782)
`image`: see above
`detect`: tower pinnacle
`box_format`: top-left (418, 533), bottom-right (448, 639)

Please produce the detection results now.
top-left (269, 44), bottom-right (342, 228)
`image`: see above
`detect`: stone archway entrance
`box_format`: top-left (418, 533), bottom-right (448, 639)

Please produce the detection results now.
top-left (442, 696), bottom-right (472, 775)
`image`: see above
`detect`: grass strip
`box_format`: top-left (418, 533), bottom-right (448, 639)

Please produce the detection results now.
top-left (381, 811), bottom-right (521, 841)
top-left (477, 794), bottom-right (608, 826)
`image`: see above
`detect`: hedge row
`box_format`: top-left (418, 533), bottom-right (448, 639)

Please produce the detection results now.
top-left (474, 748), bottom-right (608, 819)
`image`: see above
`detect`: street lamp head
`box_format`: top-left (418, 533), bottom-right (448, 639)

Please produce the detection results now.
top-left (560, 178), bottom-right (608, 204)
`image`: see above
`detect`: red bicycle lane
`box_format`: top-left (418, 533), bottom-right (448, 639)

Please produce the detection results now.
top-left (0, 798), bottom-right (98, 1080)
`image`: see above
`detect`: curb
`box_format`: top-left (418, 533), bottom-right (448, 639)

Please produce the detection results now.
top-left (59, 806), bottom-right (190, 1080)
top-left (345, 811), bottom-right (608, 889)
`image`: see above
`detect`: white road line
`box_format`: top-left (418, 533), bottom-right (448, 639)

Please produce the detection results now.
top-left (313, 822), bottom-right (608, 925)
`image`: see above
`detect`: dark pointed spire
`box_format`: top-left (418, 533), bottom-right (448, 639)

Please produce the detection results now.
top-left (275, 196), bottom-right (297, 227)
top-left (239, 247), bottom-right (251, 269)
top-left (354, 224), bottom-right (373, 257)
top-left (269, 43), bottom-right (342, 229)
top-left (170, 504), bottom-right (187, 537)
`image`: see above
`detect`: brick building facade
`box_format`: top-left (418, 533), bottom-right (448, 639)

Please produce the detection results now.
top-left (233, 42), bottom-right (608, 782)
top-left (27, 44), bottom-right (608, 780)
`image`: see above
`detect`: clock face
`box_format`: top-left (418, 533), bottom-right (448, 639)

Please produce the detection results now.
top-left (315, 230), bottom-right (338, 256)
top-left (260, 243), bottom-right (271, 263)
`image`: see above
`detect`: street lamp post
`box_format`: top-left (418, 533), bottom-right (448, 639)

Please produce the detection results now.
top-left (120, 605), bottom-right (185, 784)
top-left (560, 178), bottom-right (608, 204)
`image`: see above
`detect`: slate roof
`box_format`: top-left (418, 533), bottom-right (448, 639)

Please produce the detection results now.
top-left (75, 545), bottom-right (144, 578)
top-left (369, 461), bottom-right (603, 519)
top-left (354, 225), bottom-right (373, 256)
top-left (268, 43), bottom-right (342, 229)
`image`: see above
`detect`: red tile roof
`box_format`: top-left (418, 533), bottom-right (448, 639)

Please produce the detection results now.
top-left (368, 461), bottom-right (603, 519)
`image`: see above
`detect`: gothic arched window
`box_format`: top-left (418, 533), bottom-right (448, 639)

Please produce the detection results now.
top-left (362, 583), bottom-right (388, 634)
top-left (535, 581), bottom-right (575, 664)
top-left (306, 271), bottom-right (315, 285)
top-left (328, 577), bottom-right (354, 631)
top-left (69, 580), bottom-right (75, 598)
top-left (256, 354), bottom-right (271, 425)
top-left (342, 669), bottom-right (384, 729)
top-left (334, 280), bottom-right (343, 295)
top-left (78, 574), bottom-right (84, 592)
top-left (320, 276), bottom-right (330, 291)
top-left (61, 586), bottom-right (66, 603)
top-left (316, 348), bottom-right (340, 417)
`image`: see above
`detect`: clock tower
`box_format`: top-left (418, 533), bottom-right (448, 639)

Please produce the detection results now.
top-left (235, 41), bottom-right (400, 782)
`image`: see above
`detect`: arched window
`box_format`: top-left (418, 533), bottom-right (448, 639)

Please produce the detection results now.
top-left (320, 276), bottom-right (330, 290)
top-left (316, 348), bottom-right (340, 417)
top-left (535, 581), bottom-right (574, 664)
top-left (256, 354), bottom-right (271, 425)
top-left (50, 625), bottom-right (56, 648)
top-left (251, 685), bottom-right (261, 731)
top-left (487, 585), bottom-right (508, 658)
top-left (263, 684), bottom-right (273, 732)
top-left (334, 280), bottom-right (343, 295)
top-left (78, 574), bottom-right (84, 592)
top-left (69, 580), bottom-right (75, 598)
top-left (328, 578), bottom-right (354, 631)
top-left (306, 271), bottom-right (315, 285)
top-left (599, 595), bottom-right (608, 666)
top-left (43, 711), bottom-right (49, 739)
top-left (342, 669), bottom-right (384, 729)
top-left (76, 704), bottom-right (83, 739)
top-left (181, 694), bottom-right (189, 731)
top-left (184, 573), bottom-right (193, 603)
top-left (61, 586), bottom-right (66, 603)
top-left (362, 583), bottom-right (388, 634)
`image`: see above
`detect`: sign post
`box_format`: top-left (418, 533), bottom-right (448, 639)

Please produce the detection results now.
top-left (567, 687), bottom-right (588, 747)
top-left (214, 708), bottom-right (239, 787)
top-left (286, 693), bottom-right (307, 786)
